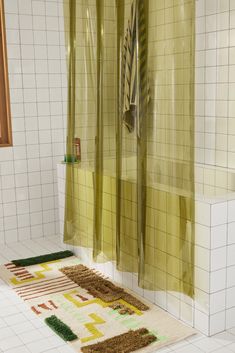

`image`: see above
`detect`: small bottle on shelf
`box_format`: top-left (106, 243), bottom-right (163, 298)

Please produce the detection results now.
top-left (74, 137), bottom-right (81, 162)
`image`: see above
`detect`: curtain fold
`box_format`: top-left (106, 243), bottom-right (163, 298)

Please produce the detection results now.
top-left (93, 0), bottom-right (104, 260)
top-left (63, 0), bottom-right (195, 298)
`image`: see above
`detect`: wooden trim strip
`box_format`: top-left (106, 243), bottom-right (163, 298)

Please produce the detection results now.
top-left (0, 0), bottom-right (12, 147)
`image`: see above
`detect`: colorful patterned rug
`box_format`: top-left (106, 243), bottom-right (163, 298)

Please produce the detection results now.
top-left (0, 251), bottom-right (195, 352)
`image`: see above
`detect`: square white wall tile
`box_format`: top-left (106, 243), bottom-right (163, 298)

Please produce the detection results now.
top-left (195, 201), bottom-right (211, 226)
top-left (211, 202), bottom-right (227, 227)
top-left (210, 247), bottom-right (227, 271)
top-left (195, 224), bottom-right (210, 249)
top-left (210, 269), bottom-right (226, 293)
top-left (211, 224), bottom-right (227, 249)
top-left (226, 307), bottom-right (235, 329)
top-left (194, 309), bottom-right (209, 336)
top-left (209, 311), bottom-right (226, 336)
top-left (210, 291), bottom-right (226, 315)
top-left (228, 201), bottom-right (235, 222)
top-left (227, 266), bottom-right (235, 288)
top-left (226, 287), bottom-right (235, 309)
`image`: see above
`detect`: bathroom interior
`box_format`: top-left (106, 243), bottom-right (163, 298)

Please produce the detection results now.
top-left (0, 0), bottom-right (235, 352)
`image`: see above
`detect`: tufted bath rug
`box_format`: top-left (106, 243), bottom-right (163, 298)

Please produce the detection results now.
top-left (0, 253), bottom-right (195, 352)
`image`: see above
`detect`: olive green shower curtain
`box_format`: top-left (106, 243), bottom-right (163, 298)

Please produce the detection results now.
top-left (63, 0), bottom-right (195, 298)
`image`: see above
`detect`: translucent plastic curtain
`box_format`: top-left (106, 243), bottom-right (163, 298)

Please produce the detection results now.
top-left (63, 0), bottom-right (195, 298)
top-left (139, 0), bottom-right (195, 297)
top-left (63, 0), bottom-right (118, 257)
top-left (63, 0), bottom-right (97, 248)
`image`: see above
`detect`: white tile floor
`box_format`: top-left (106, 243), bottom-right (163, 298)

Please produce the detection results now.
top-left (0, 236), bottom-right (234, 353)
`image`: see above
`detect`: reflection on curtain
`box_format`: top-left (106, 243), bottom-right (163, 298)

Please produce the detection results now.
top-left (63, 0), bottom-right (195, 298)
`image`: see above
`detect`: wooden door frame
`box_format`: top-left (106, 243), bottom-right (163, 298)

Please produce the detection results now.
top-left (0, 0), bottom-right (12, 147)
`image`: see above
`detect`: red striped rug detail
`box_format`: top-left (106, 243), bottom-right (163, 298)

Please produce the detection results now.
top-left (6, 266), bottom-right (25, 272)
top-left (17, 273), bottom-right (33, 278)
top-left (23, 284), bottom-right (79, 301)
top-left (14, 276), bottom-right (66, 290)
top-left (16, 278), bottom-right (74, 295)
top-left (19, 282), bottom-right (78, 299)
top-left (4, 263), bottom-right (34, 281)
top-left (15, 277), bottom-right (72, 293)
top-left (14, 270), bottom-right (29, 276)
top-left (17, 275), bottom-right (35, 280)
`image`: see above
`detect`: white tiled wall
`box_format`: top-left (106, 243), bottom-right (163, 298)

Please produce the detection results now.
top-left (195, 0), bottom-right (235, 170)
top-left (0, 0), bottom-right (67, 244)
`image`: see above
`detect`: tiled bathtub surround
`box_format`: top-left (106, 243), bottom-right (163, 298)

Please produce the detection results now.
top-left (193, 0), bottom-right (235, 334)
top-left (0, 0), bottom-right (67, 243)
top-left (195, 195), bottom-right (235, 335)
top-left (58, 162), bottom-right (235, 336)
